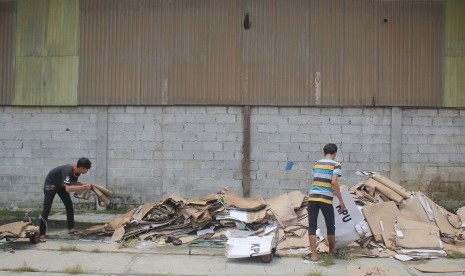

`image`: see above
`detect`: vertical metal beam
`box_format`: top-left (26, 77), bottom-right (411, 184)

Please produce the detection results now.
top-left (390, 107), bottom-right (402, 184)
top-left (242, 105), bottom-right (251, 197)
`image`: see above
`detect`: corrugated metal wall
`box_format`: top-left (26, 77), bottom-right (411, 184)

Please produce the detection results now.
top-left (79, 0), bottom-right (446, 107)
top-left (0, 0), bottom-right (458, 107)
top-left (378, 0), bottom-right (443, 107)
top-left (444, 0), bottom-right (465, 107)
top-left (0, 0), bottom-right (16, 105)
top-left (14, 0), bottom-right (79, 106)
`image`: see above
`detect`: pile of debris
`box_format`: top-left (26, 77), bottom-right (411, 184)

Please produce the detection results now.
top-left (83, 173), bottom-right (465, 261)
top-left (349, 171), bottom-right (465, 261)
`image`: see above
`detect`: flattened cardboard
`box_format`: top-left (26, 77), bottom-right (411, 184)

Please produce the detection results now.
top-left (422, 193), bottom-right (458, 236)
top-left (187, 194), bottom-right (219, 206)
top-left (457, 206), bottom-right (465, 224)
top-left (106, 208), bottom-right (137, 231)
top-left (221, 190), bottom-right (266, 211)
top-left (414, 264), bottom-right (465, 273)
top-left (110, 226), bottom-right (125, 242)
top-left (0, 221), bottom-right (30, 237)
top-left (373, 174), bottom-right (410, 199)
top-left (395, 217), bottom-right (442, 249)
top-left (269, 196), bottom-right (297, 227)
top-left (268, 191), bottom-right (306, 210)
top-left (362, 201), bottom-right (400, 242)
top-left (365, 179), bottom-right (403, 203)
top-left (399, 195), bottom-right (436, 226)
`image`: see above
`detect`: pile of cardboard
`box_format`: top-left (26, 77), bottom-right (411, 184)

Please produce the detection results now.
top-left (83, 189), bottom-right (314, 256)
top-left (84, 173), bottom-right (464, 260)
top-left (350, 172), bottom-right (465, 260)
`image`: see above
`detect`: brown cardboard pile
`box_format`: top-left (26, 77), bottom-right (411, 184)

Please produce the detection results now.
top-left (83, 189), bottom-right (310, 254)
top-left (351, 171), bottom-right (465, 260)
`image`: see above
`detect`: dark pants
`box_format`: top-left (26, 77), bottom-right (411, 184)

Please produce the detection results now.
top-left (40, 188), bottom-right (74, 235)
top-left (307, 201), bottom-right (335, 236)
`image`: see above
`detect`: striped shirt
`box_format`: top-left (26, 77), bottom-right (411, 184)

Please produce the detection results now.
top-left (308, 159), bottom-right (342, 204)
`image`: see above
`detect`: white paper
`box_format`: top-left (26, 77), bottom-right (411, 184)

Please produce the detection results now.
top-left (226, 235), bottom-right (273, 258)
top-left (229, 210), bottom-right (249, 223)
top-left (264, 225), bottom-right (278, 235)
top-left (394, 254), bottom-right (413, 261)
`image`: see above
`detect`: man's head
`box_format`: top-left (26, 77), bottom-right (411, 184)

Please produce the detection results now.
top-left (323, 143), bottom-right (337, 159)
top-left (76, 157), bottom-right (92, 174)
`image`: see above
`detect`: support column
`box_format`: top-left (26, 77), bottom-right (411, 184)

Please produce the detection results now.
top-left (390, 107), bottom-right (402, 184)
top-left (242, 106), bottom-right (251, 197)
top-left (96, 106), bottom-right (108, 209)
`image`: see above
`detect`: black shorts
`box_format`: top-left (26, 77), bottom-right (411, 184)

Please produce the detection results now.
top-left (307, 200), bottom-right (335, 235)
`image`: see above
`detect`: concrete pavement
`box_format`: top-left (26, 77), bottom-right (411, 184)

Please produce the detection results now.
top-left (1, 237), bottom-right (465, 276)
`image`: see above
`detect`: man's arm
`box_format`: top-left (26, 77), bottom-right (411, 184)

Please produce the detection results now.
top-left (64, 182), bottom-right (92, 193)
top-left (332, 175), bottom-right (346, 214)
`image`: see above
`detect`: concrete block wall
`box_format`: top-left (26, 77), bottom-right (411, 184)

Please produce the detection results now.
top-left (250, 107), bottom-right (392, 198)
top-left (0, 106), bottom-right (464, 208)
top-left (401, 109), bottom-right (465, 201)
top-left (0, 106), bottom-right (97, 208)
top-left (107, 106), bottom-right (243, 205)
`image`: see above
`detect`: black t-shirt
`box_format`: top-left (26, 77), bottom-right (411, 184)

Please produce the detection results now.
top-left (43, 164), bottom-right (80, 192)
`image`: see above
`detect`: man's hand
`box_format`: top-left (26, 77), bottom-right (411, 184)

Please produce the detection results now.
top-left (338, 202), bottom-right (346, 214)
top-left (81, 183), bottom-right (93, 190)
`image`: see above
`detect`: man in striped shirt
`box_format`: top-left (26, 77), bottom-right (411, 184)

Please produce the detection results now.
top-left (307, 143), bottom-right (346, 263)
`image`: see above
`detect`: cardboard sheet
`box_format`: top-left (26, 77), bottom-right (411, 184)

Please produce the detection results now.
top-left (372, 174), bottom-right (410, 199)
top-left (399, 195), bottom-right (436, 226)
top-left (365, 179), bottom-right (403, 203)
top-left (267, 191), bottom-right (306, 210)
top-left (413, 264), bottom-right (465, 273)
top-left (362, 201), bottom-right (400, 243)
top-left (276, 233), bottom-right (309, 250)
top-left (0, 221), bottom-right (30, 237)
top-left (186, 194), bottom-right (219, 206)
top-left (422, 193), bottom-right (458, 236)
top-left (269, 194), bottom-right (297, 227)
top-left (221, 190), bottom-right (266, 211)
top-left (457, 206), bottom-right (465, 224)
top-left (110, 226), bottom-right (125, 242)
top-left (395, 217), bottom-right (442, 249)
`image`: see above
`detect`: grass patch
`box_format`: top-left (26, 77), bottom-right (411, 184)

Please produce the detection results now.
top-left (448, 251), bottom-right (465, 259)
top-left (336, 249), bottom-right (358, 260)
top-left (91, 247), bottom-right (102, 253)
top-left (119, 237), bottom-right (140, 249)
top-left (59, 244), bottom-right (79, 252)
top-left (306, 270), bottom-right (323, 276)
top-left (63, 264), bottom-right (84, 274)
top-left (10, 262), bottom-right (38, 272)
top-left (319, 254), bottom-right (334, 267)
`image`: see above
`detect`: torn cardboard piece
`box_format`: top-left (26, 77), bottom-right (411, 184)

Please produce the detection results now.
top-left (269, 194), bottom-right (297, 227)
top-left (395, 217), bottom-right (442, 249)
top-left (372, 173), bottom-right (410, 199)
top-left (220, 190), bottom-right (266, 211)
top-left (365, 179), bottom-right (403, 203)
top-left (362, 201), bottom-right (400, 243)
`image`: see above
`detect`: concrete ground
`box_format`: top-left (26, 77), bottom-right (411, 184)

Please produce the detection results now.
top-left (0, 213), bottom-right (464, 276)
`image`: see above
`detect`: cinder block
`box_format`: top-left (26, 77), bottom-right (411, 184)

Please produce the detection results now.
top-left (290, 134), bottom-right (311, 143)
top-left (438, 109), bottom-right (460, 117)
top-left (257, 124), bottom-right (277, 133)
top-left (320, 125), bottom-right (342, 134)
top-left (320, 108), bottom-right (342, 116)
top-left (258, 107), bottom-right (279, 115)
top-left (278, 124), bottom-right (300, 133)
top-left (342, 108), bottom-right (363, 116)
top-left (417, 109), bottom-right (438, 117)
top-left (183, 142), bottom-right (204, 151)
top-left (269, 134), bottom-right (290, 143)
top-left (204, 142), bottom-right (223, 151)
top-left (279, 107), bottom-right (300, 115)
top-left (206, 107), bottom-right (227, 114)
top-left (193, 152), bottom-right (213, 160)
top-left (216, 114), bottom-right (237, 123)
top-left (412, 117), bottom-right (433, 126)
top-left (288, 116), bottom-right (309, 125)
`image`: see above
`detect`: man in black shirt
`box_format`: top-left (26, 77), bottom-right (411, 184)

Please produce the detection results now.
top-left (39, 157), bottom-right (93, 242)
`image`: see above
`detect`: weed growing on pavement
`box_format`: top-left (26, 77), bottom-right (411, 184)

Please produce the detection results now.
top-left (447, 251), bottom-right (465, 259)
top-left (336, 249), bottom-right (357, 260)
top-left (319, 254), bottom-right (334, 267)
top-left (91, 247), bottom-right (102, 253)
top-left (59, 244), bottom-right (78, 252)
top-left (119, 237), bottom-right (139, 248)
top-left (63, 264), bottom-right (84, 274)
top-left (306, 270), bottom-right (323, 276)
top-left (10, 262), bottom-right (38, 272)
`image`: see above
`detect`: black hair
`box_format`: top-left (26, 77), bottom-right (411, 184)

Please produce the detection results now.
top-left (77, 157), bottom-right (92, 169)
top-left (323, 143), bottom-right (338, 155)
